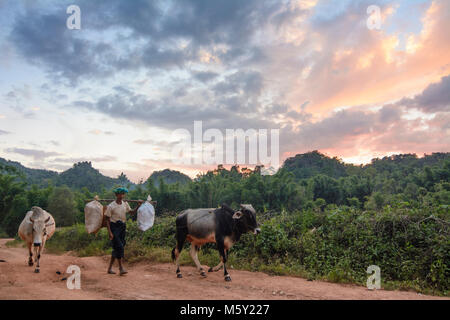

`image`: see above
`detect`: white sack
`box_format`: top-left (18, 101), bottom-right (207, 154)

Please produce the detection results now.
top-left (137, 201), bottom-right (155, 232)
top-left (84, 199), bottom-right (104, 234)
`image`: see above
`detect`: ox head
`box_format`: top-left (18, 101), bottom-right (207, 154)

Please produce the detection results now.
top-left (29, 207), bottom-right (53, 247)
top-left (232, 204), bottom-right (261, 235)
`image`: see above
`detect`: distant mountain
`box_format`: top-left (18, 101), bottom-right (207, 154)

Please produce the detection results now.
top-left (3, 151), bottom-right (447, 192)
top-left (283, 151), bottom-right (450, 180)
top-left (0, 159), bottom-right (132, 192)
top-left (149, 169), bottom-right (192, 186)
top-left (56, 161), bottom-right (133, 192)
top-left (283, 151), bottom-right (353, 179)
top-left (368, 153), bottom-right (450, 172)
top-left (0, 157), bottom-right (58, 187)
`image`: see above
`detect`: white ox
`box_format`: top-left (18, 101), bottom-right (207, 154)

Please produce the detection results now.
top-left (18, 206), bottom-right (56, 273)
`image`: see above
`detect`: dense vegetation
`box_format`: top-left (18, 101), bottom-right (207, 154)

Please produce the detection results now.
top-left (1, 151), bottom-right (449, 294)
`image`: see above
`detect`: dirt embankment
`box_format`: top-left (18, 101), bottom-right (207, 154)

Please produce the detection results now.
top-left (0, 239), bottom-right (447, 300)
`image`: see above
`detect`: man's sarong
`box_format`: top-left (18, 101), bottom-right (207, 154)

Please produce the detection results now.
top-left (110, 221), bottom-right (126, 259)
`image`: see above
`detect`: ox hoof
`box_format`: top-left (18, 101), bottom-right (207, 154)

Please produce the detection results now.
top-left (208, 267), bottom-right (214, 273)
top-left (34, 269), bottom-right (40, 273)
top-left (224, 275), bottom-right (232, 282)
top-left (200, 271), bottom-right (207, 277)
top-left (177, 273), bottom-right (183, 278)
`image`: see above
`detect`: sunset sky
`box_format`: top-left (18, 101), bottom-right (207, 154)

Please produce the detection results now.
top-left (0, 0), bottom-right (449, 182)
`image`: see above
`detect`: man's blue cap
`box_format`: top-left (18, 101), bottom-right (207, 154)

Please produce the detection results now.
top-left (114, 187), bottom-right (129, 194)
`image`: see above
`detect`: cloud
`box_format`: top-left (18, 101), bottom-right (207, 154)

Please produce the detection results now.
top-left (0, 129), bottom-right (10, 135)
top-left (133, 139), bottom-right (181, 147)
top-left (48, 140), bottom-right (60, 146)
top-left (397, 75), bottom-right (450, 113)
top-left (88, 129), bottom-right (115, 135)
top-left (2, 0), bottom-right (449, 172)
top-left (50, 156), bottom-right (117, 163)
top-left (5, 148), bottom-right (62, 160)
top-left (7, 0), bottom-right (278, 84)
top-left (193, 71), bottom-right (219, 83)
top-left (281, 90), bottom-right (449, 159)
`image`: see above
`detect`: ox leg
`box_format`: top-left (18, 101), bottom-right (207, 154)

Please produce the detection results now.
top-left (208, 261), bottom-right (223, 272)
top-left (209, 249), bottom-right (228, 272)
top-left (34, 246), bottom-right (41, 273)
top-left (217, 240), bottom-right (231, 281)
top-left (27, 243), bottom-right (33, 266)
top-left (35, 238), bottom-right (47, 273)
top-left (190, 245), bottom-right (206, 277)
top-left (172, 231), bottom-right (186, 279)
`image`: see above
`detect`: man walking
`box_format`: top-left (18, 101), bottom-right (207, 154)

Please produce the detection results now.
top-left (105, 187), bottom-right (142, 275)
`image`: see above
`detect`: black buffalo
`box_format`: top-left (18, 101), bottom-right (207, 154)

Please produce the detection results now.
top-left (171, 204), bottom-right (260, 281)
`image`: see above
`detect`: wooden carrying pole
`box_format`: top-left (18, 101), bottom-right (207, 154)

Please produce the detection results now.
top-left (85, 199), bottom-right (157, 206)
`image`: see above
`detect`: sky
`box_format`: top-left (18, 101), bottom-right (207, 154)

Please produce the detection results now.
top-left (0, 0), bottom-right (449, 182)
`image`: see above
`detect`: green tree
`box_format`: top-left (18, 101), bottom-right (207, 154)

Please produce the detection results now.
top-left (47, 186), bottom-right (78, 226)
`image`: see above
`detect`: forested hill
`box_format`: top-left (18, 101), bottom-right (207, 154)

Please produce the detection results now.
top-left (56, 162), bottom-right (132, 192)
top-left (282, 151), bottom-right (353, 179)
top-left (282, 151), bottom-right (450, 179)
top-left (148, 169), bottom-right (192, 186)
top-left (0, 159), bottom-right (192, 192)
top-left (0, 159), bottom-right (131, 192)
top-left (1, 151), bottom-right (449, 194)
top-left (0, 157), bottom-right (58, 187)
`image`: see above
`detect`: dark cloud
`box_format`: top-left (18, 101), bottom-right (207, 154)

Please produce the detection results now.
top-left (10, 8), bottom-right (115, 84)
top-left (133, 139), bottom-right (181, 147)
top-left (193, 71), bottom-right (219, 83)
top-left (8, 0), bottom-right (281, 84)
top-left (48, 140), bottom-right (60, 146)
top-left (289, 109), bottom-right (376, 151)
top-left (398, 75), bottom-right (450, 113)
top-left (5, 147), bottom-right (62, 160)
top-left (70, 67), bottom-right (277, 133)
top-left (51, 155), bottom-right (117, 163)
top-left (213, 71), bottom-right (264, 97)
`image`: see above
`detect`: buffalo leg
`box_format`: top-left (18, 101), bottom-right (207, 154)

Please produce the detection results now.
top-left (190, 245), bottom-right (206, 277)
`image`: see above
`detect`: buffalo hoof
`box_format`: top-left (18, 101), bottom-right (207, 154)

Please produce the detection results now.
top-left (177, 273), bottom-right (183, 279)
top-left (34, 269), bottom-right (40, 273)
top-left (200, 271), bottom-right (207, 277)
top-left (208, 267), bottom-right (214, 273)
top-left (225, 275), bottom-right (232, 282)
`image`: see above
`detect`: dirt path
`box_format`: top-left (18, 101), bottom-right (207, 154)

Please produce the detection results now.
top-left (0, 239), bottom-right (446, 300)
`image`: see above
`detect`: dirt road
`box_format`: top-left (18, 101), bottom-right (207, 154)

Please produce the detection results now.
top-left (0, 239), bottom-right (446, 300)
